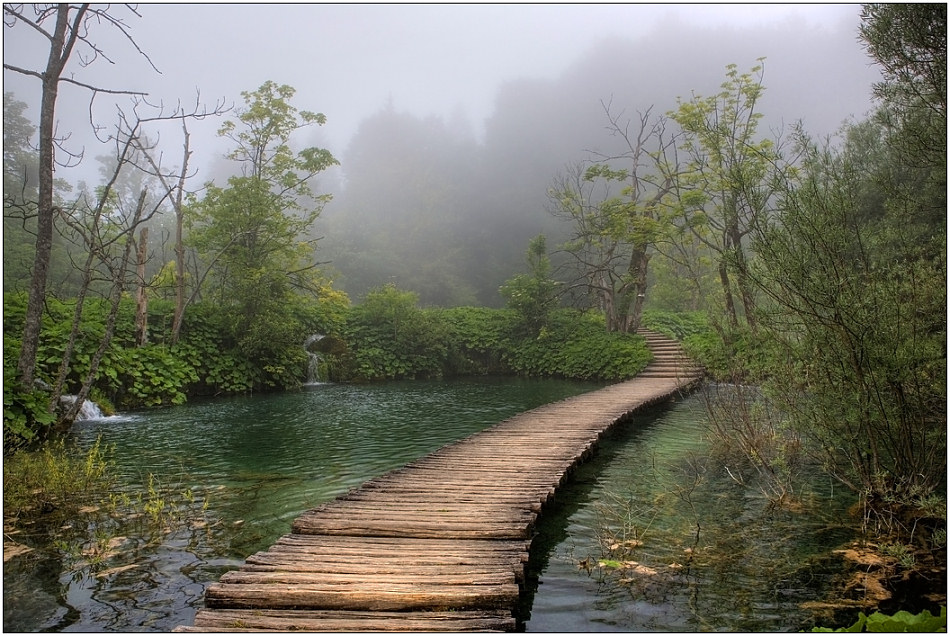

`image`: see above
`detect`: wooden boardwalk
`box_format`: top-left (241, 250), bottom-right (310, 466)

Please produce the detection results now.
top-left (178, 329), bottom-right (702, 632)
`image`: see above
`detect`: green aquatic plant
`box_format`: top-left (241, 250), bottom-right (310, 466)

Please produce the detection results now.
top-left (811, 606), bottom-right (946, 632)
top-left (3, 436), bottom-right (112, 517)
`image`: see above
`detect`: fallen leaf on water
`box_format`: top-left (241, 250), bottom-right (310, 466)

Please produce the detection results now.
top-left (4, 542), bottom-right (33, 562)
top-left (106, 536), bottom-right (126, 550)
top-left (95, 564), bottom-right (140, 578)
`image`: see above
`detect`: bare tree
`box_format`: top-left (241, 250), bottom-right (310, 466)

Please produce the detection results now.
top-left (140, 120), bottom-right (194, 344)
top-left (3, 4), bottom-right (153, 391)
top-left (549, 102), bottom-right (674, 333)
top-left (51, 97), bottom-right (224, 429)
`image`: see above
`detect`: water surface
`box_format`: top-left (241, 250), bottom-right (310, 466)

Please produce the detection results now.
top-left (3, 377), bottom-right (605, 632)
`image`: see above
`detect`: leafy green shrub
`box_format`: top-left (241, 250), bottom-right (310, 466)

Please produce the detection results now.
top-left (4, 333), bottom-right (55, 449)
top-left (336, 298), bottom-right (648, 382)
top-left (107, 345), bottom-right (194, 408)
top-left (503, 310), bottom-right (650, 380)
top-left (811, 606), bottom-right (946, 632)
top-left (336, 284), bottom-right (452, 381)
top-left (173, 302), bottom-right (255, 394)
top-left (500, 234), bottom-right (559, 337)
top-left (439, 306), bottom-right (516, 375)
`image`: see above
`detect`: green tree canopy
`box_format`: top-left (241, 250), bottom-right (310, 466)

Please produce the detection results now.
top-left (188, 81), bottom-right (339, 388)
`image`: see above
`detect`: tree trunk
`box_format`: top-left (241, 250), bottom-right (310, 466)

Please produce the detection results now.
top-left (734, 250), bottom-right (757, 329)
top-left (719, 259), bottom-right (738, 328)
top-left (171, 122), bottom-right (191, 344)
top-left (625, 244), bottom-right (651, 333)
top-left (135, 225), bottom-right (149, 346)
top-left (728, 223), bottom-right (756, 330)
top-left (17, 5), bottom-right (80, 391)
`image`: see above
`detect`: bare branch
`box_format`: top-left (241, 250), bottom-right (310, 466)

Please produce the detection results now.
top-left (2, 62), bottom-right (43, 80)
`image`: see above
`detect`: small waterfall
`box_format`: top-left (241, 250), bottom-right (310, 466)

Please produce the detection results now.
top-left (304, 334), bottom-right (326, 384)
top-left (59, 395), bottom-right (106, 421)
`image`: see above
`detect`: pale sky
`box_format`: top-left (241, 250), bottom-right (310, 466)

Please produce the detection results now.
top-left (3, 3), bottom-right (873, 185)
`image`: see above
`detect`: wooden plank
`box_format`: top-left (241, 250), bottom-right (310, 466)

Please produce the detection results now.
top-left (250, 551), bottom-right (526, 570)
top-left (204, 582), bottom-right (519, 611)
top-left (240, 562), bottom-right (521, 578)
top-left (270, 534), bottom-right (530, 552)
top-left (219, 570), bottom-right (516, 586)
top-left (188, 608), bottom-right (515, 632)
top-left (290, 520), bottom-right (534, 540)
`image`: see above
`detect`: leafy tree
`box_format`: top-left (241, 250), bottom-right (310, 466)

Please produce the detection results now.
top-left (189, 81), bottom-right (338, 387)
top-left (500, 234), bottom-right (559, 336)
top-left (664, 61), bottom-right (791, 329)
top-left (753, 128), bottom-right (945, 505)
top-left (860, 3), bottom-right (946, 172)
top-left (859, 4), bottom-right (946, 245)
top-left (744, 5), bottom-right (947, 532)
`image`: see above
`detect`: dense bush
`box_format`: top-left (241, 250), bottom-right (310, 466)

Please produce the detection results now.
top-left (439, 306), bottom-right (514, 375)
top-left (641, 309), bottom-right (711, 341)
top-left (334, 284), bottom-right (452, 381)
top-left (502, 310), bottom-right (650, 380)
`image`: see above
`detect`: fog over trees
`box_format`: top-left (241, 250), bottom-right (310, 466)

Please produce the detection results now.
top-left (314, 17), bottom-right (880, 305)
top-left (3, 6), bottom-right (880, 310)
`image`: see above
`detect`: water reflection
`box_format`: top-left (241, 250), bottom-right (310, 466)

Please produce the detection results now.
top-left (524, 392), bottom-right (855, 632)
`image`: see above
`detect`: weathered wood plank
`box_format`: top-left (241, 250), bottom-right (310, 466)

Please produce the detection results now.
top-left (270, 534), bottom-right (530, 552)
top-left (188, 608), bottom-right (516, 632)
top-left (240, 561), bottom-right (522, 579)
top-left (204, 581), bottom-right (520, 611)
top-left (219, 570), bottom-right (516, 586)
top-left (293, 517), bottom-right (531, 539)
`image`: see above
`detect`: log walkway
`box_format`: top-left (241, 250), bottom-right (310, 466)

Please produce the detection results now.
top-left (178, 329), bottom-right (703, 632)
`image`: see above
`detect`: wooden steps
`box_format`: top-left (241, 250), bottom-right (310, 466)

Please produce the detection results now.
top-left (177, 329), bottom-right (702, 632)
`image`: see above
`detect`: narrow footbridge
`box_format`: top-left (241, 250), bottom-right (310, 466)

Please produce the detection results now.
top-left (178, 330), bottom-right (703, 632)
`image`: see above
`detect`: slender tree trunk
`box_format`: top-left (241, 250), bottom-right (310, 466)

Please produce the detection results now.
top-left (626, 245), bottom-right (650, 333)
top-left (729, 223), bottom-right (756, 329)
top-left (719, 259), bottom-right (738, 328)
top-left (135, 225), bottom-right (149, 346)
top-left (17, 5), bottom-right (84, 390)
top-left (51, 244), bottom-right (98, 418)
top-left (171, 122), bottom-right (191, 344)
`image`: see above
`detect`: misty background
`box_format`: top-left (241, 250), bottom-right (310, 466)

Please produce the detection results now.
top-left (3, 4), bottom-right (882, 305)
